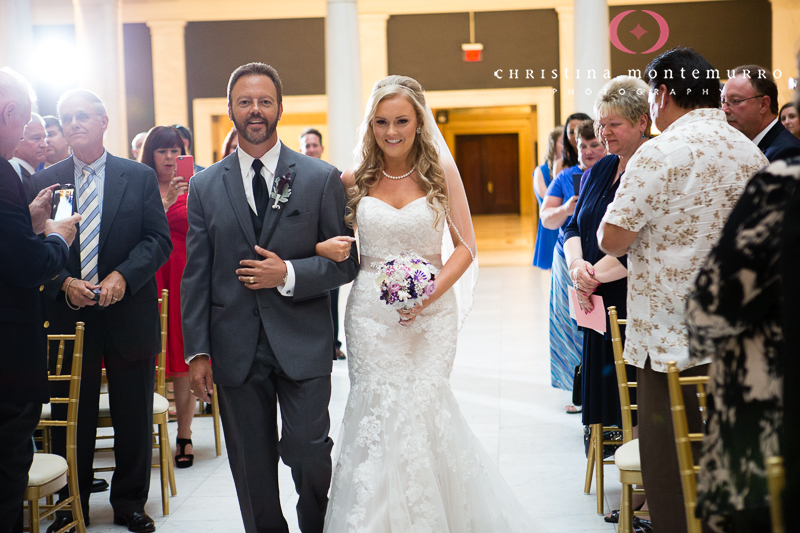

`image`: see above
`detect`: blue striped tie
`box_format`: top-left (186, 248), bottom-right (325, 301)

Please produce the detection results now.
top-left (79, 167), bottom-right (100, 285)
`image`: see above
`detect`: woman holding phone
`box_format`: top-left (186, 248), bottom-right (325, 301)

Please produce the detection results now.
top-left (139, 126), bottom-right (196, 467)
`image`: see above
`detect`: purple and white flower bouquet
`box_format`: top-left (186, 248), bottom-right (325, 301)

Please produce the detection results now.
top-left (374, 252), bottom-right (438, 310)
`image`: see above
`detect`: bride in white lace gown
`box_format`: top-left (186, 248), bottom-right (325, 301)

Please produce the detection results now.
top-left (316, 76), bottom-right (543, 533)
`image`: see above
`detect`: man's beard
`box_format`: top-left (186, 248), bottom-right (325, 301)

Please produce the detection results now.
top-left (234, 113), bottom-right (277, 146)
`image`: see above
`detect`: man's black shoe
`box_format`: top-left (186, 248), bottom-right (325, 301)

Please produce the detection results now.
top-left (45, 514), bottom-right (86, 533)
top-left (113, 511), bottom-right (156, 533)
top-left (91, 477), bottom-right (109, 492)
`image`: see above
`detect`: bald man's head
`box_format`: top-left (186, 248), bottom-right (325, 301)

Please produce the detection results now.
top-left (0, 68), bottom-right (34, 159)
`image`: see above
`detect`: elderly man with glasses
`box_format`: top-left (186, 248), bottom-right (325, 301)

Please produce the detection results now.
top-left (722, 65), bottom-right (800, 162)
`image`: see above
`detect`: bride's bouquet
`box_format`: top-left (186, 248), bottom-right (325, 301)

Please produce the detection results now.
top-left (374, 252), bottom-right (439, 310)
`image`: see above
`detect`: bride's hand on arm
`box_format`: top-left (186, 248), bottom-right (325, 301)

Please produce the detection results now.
top-left (315, 236), bottom-right (356, 262)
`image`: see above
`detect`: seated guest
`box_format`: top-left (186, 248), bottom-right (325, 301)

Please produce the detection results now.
top-left (139, 126), bottom-right (197, 468)
top-left (10, 113), bottom-right (46, 203)
top-left (221, 126), bottom-right (238, 158)
top-left (41, 115), bottom-right (70, 169)
top-left (779, 102), bottom-right (800, 139)
top-left (130, 131), bottom-right (147, 161)
top-left (172, 124), bottom-right (205, 172)
top-left (598, 47), bottom-right (768, 533)
top-left (722, 65), bottom-right (800, 161)
top-left (541, 117), bottom-right (605, 411)
top-left (532, 126), bottom-right (563, 271)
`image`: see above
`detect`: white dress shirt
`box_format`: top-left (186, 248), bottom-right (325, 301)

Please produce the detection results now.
top-left (235, 140), bottom-right (296, 297)
top-left (9, 157), bottom-right (35, 179)
top-left (752, 117), bottom-right (779, 146)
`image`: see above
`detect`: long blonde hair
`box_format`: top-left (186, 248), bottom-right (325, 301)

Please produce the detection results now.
top-left (346, 75), bottom-right (448, 228)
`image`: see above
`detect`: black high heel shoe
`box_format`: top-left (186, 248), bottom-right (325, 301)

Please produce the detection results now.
top-left (175, 438), bottom-right (194, 468)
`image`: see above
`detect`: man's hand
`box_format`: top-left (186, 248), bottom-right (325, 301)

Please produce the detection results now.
top-left (63, 277), bottom-right (99, 308)
top-left (97, 271), bottom-right (127, 307)
top-left (236, 246), bottom-right (287, 290)
top-left (189, 355), bottom-right (214, 403)
top-left (44, 214), bottom-right (81, 246)
top-left (29, 184), bottom-right (59, 234)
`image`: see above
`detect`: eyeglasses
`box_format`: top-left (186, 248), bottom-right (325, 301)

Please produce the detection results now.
top-left (720, 95), bottom-right (765, 108)
top-left (60, 112), bottom-right (102, 125)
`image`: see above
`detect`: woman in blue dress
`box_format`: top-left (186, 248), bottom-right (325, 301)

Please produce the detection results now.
top-left (541, 116), bottom-right (605, 410)
top-left (532, 127), bottom-right (563, 270)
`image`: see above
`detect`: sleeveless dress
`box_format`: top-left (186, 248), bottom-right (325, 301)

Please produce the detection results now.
top-left (532, 163), bottom-right (558, 270)
top-left (156, 193), bottom-right (188, 377)
top-left (323, 196), bottom-right (543, 533)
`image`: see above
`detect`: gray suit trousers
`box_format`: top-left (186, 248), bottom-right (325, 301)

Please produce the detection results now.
top-left (217, 329), bottom-right (333, 533)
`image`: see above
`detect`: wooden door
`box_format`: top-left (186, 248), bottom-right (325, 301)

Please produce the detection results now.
top-left (455, 133), bottom-right (520, 214)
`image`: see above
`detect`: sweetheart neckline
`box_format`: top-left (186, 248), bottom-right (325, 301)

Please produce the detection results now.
top-left (362, 195), bottom-right (426, 211)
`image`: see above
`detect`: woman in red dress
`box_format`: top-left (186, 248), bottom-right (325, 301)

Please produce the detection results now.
top-left (140, 126), bottom-right (195, 467)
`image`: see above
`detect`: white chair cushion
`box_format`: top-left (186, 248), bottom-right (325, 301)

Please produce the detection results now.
top-left (98, 393), bottom-right (169, 417)
top-left (615, 439), bottom-right (641, 471)
top-left (28, 453), bottom-right (67, 486)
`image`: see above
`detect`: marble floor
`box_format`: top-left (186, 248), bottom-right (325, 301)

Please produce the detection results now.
top-left (60, 266), bottom-right (623, 533)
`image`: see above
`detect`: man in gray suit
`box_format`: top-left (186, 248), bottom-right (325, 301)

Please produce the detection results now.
top-left (182, 63), bottom-right (358, 533)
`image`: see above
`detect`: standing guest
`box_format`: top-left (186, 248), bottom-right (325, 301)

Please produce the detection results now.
top-left (181, 63), bottom-right (357, 533)
top-left (561, 112), bottom-right (592, 168)
top-left (685, 150), bottom-right (800, 533)
top-left (0, 67), bottom-right (78, 533)
top-left (541, 119), bottom-right (606, 410)
top-left (41, 115), bottom-right (70, 169)
top-left (598, 47), bottom-right (768, 533)
top-left (139, 126), bottom-right (196, 468)
top-left (721, 65), bottom-right (800, 162)
top-left (531, 126), bottom-right (563, 270)
top-left (35, 89), bottom-right (172, 533)
top-left (172, 124), bottom-right (206, 173)
top-left (221, 126), bottom-right (238, 158)
top-left (779, 102), bottom-right (800, 138)
top-left (10, 113), bottom-right (46, 203)
top-left (130, 131), bottom-right (147, 161)
top-left (299, 127), bottom-right (349, 361)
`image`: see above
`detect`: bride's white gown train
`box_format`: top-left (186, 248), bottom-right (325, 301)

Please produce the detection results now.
top-left (324, 196), bottom-right (543, 532)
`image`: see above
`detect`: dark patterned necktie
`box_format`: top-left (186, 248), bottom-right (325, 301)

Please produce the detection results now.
top-left (251, 159), bottom-right (268, 219)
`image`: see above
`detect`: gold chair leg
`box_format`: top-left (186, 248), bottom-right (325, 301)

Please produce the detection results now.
top-left (212, 392), bottom-right (222, 457)
top-left (620, 482), bottom-right (632, 533)
top-left (165, 428), bottom-right (177, 496)
top-left (585, 427), bottom-right (596, 494)
top-left (29, 497), bottom-right (40, 533)
top-left (158, 422), bottom-right (170, 515)
top-left (593, 423), bottom-right (604, 514)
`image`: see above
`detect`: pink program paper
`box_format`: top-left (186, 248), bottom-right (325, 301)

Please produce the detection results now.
top-left (569, 289), bottom-right (606, 334)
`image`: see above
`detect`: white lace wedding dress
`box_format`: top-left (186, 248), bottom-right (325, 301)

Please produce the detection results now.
top-left (324, 196), bottom-right (543, 533)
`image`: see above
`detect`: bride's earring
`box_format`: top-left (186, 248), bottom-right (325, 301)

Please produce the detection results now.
top-left (416, 127), bottom-right (421, 134)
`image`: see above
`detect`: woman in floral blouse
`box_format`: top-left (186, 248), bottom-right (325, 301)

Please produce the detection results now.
top-left (686, 154), bottom-right (800, 532)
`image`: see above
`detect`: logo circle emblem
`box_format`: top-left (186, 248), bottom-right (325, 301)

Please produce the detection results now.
top-left (609, 10), bottom-right (670, 55)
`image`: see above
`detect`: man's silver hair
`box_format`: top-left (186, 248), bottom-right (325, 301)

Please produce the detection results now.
top-left (0, 67), bottom-right (36, 109)
top-left (56, 88), bottom-right (107, 117)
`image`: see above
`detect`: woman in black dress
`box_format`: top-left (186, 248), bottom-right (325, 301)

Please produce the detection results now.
top-left (564, 75), bottom-right (651, 439)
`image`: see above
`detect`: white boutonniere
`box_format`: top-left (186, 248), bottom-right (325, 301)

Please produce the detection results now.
top-left (270, 172), bottom-right (292, 209)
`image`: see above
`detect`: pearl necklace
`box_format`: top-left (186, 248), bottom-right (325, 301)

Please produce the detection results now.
top-left (382, 166), bottom-right (416, 180)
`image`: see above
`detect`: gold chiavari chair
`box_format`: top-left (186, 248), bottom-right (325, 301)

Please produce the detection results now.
top-left (608, 306), bottom-right (647, 533)
top-left (766, 456), bottom-right (785, 533)
top-left (24, 323), bottom-right (86, 533)
top-left (666, 360), bottom-right (709, 533)
top-left (94, 289), bottom-right (176, 515)
top-left (583, 308), bottom-right (627, 516)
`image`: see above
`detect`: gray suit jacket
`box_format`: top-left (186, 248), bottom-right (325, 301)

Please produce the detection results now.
top-left (181, 145), bottom-right (358, 385)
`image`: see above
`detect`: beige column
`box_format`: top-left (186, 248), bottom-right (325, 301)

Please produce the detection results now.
top-left (770, 0), bottom-right (800, 110)
top-left (555, 5), bottom-right (574, 123)
top-left (358, 13), bottom-right (389, 110)
top-left (73, 0), bottom-right (128, 156)
top-left (326, 0), bottom-right (363, 171)
top-left (147, 20), bottom-right (188, 127)
top-left (0, 0), bottom-right (34, 83)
